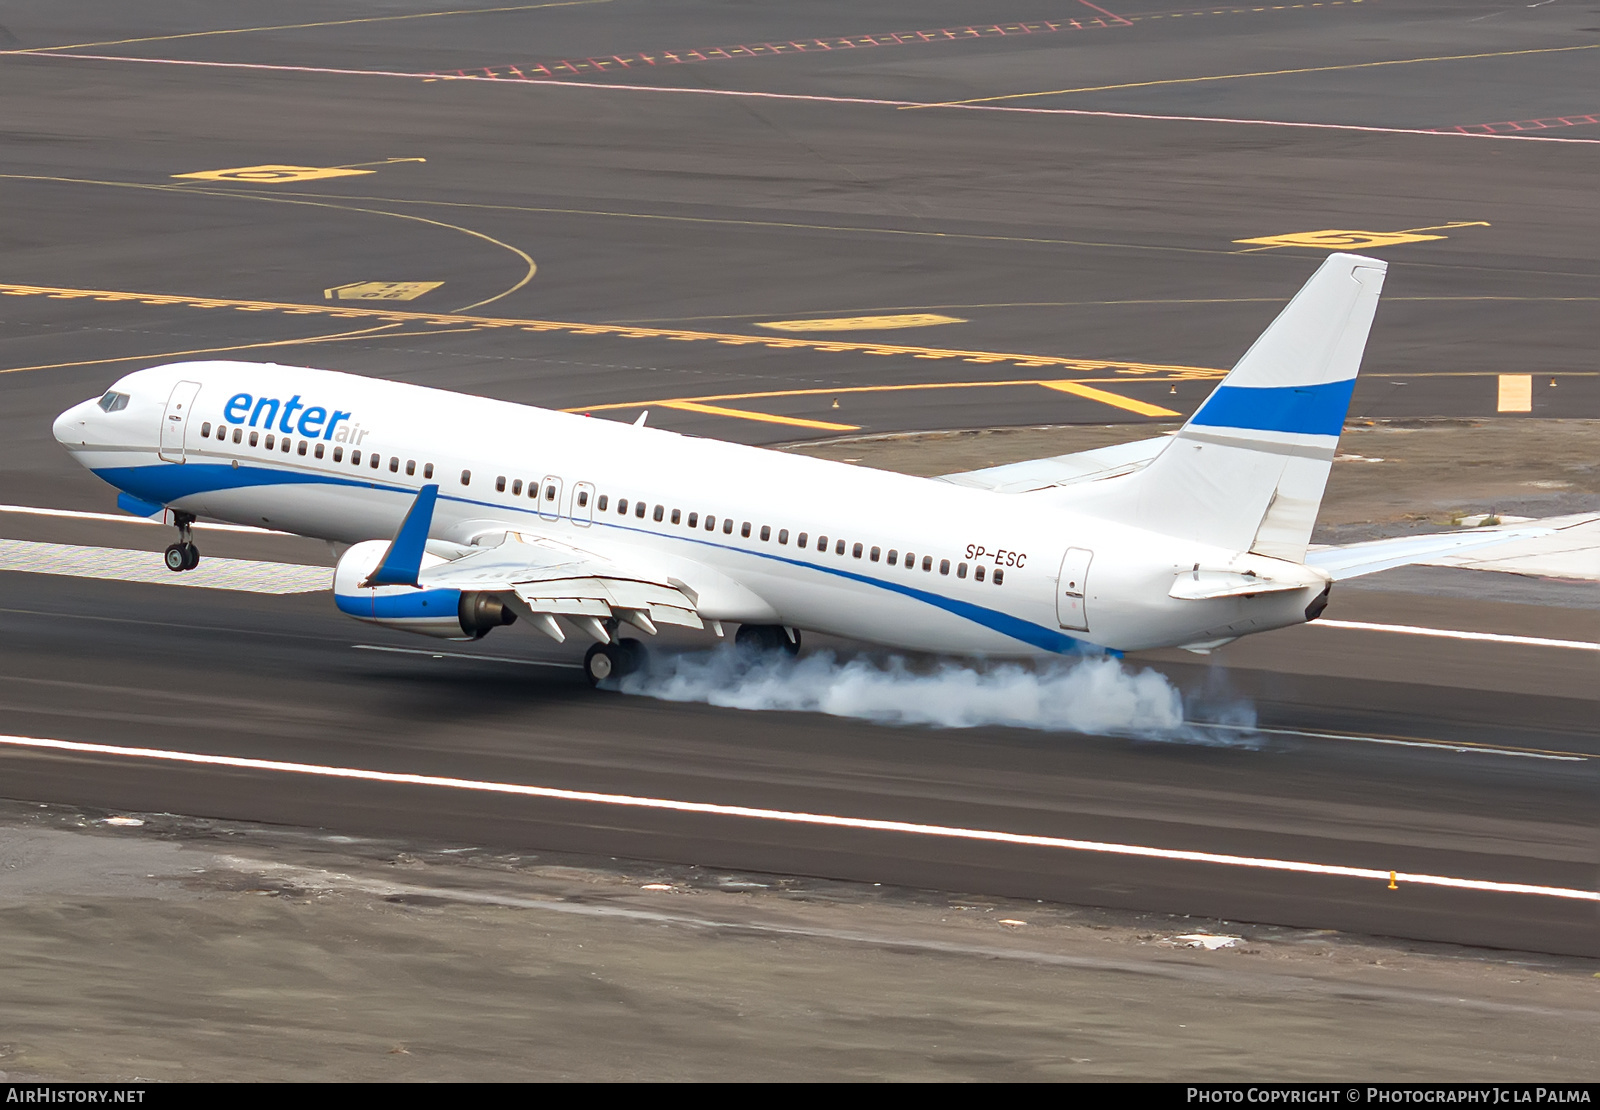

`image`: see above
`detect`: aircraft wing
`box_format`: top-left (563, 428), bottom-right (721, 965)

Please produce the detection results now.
top-left (1303, 521), bottom-right (1579, 580)
top-left (935, 435), bottom-right (1171, 494)
top-left (418, 531), bottom-right (705, 635)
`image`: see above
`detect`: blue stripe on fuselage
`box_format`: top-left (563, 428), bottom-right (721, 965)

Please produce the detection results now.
top-left (1190, 379), bottom-right (1354, 437)
top-left (94, 461), bottom-right (1101, 655)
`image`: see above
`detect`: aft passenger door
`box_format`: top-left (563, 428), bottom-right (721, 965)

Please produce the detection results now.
top-left (1056, 547), bottom-right (1092, 631)
top-left (158, 380), bottom-right (202, 463)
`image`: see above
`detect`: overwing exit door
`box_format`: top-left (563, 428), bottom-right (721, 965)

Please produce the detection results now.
top-left (1056, 547), bottom-right (1093, 631)
top-left (159, 380), bottom-right (202, 462)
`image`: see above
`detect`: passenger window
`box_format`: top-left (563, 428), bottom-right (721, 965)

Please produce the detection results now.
top-left (389, 457), bottom-right (398, 472)
top-left (371, 453), bottom-right (381, 469)
top-left (282, 438), bottom-right (291, 453)
top-left (760, 525), bottom-right (770, 541)
top-left (496, 476), bottom-right (506, 492)
top-left (424, 463), bottom-right (434, 479)
top-left (994, 568), bottom-right (1005, 585)
top-left (548, 485), bottom-right (558, 502)
top-left (315, 443), bottom-right (325, 459)
top-left (405, 460), bottom-right (414, 476)
top-left (778, 529), bottom-right (788, 545)
top-left (905, 552), bottom-right (915, 570)
top-left (635, 500), bottom-right (645, 517)
top-left (975, 565), bottom-right (985, 582)
top-left (817, 536), bottom-right (827, 551)
top-left (529, 483), bottom-right (538, 498)
top-left (798, 533), bottom-right (808, 548)
top-left (887, 549), bottom-right (898, 566)
top-left (940, 559), bottom-right (950, 576)
top-left (598, 495), bottom-right (609, 511)
top-left (835, 539), bottom-right (845, 556)
top-left (654, 505), bottom-right (664, 522)
top-left (687, 512), bottom-right (697, 528)
top-left (705, 515), bottom-right (715, 531)
top-left (579, 491), bottom-right (590, 508)
top-left (957, 562), bottom-right (967, 579)
top-left (722, 518), bottom-right (733, 534)
top-left (200, 422), bottom-right (211, 437)
top-left (351, 450), bottom-right (362, 464)
top-left (265, 434), bottom-right (275, 450)
top-left (460, 469), bottom-right (471, 485)
top-left (922, 556), bottom-right (933, 572)
top-left (618, 499), bottom-right (628, 514)
top-left (249, 431), bottom-right (259, 447)
top-left (870, 546), bottom-right (880, 562)
top-left (233, 427), bottom-right (243, 444)
top-left (671, 508), bottom-right (680, 524)
top-left (852, 543), bottom-right (863, 559)
top-left (740, 522), bottom-right (751, 538)
top-left (299, 441), bottom-right (308, 456)
top-left (333, 447), bottom-right (343, 462)
top-left (512, 479), bottom-right (522, 495)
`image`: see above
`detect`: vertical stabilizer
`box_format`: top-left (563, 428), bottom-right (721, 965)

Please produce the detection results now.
top-left (1085, 253), bottom-right (1386, 560)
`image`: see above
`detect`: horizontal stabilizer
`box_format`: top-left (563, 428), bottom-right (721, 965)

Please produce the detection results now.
top-left (937, 435), bottom-right (1170, 494)
top-left (1305, 523), bottom-right (1567, 580)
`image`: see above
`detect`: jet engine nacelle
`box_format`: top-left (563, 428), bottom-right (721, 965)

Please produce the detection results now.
top-left (332, 539), bottom-right (517, 640)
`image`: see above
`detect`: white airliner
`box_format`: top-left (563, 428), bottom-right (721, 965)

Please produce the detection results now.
top-left (52, 253), bottom-right (1542, 684)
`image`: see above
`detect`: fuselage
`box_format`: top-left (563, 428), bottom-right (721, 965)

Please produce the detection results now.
top-left (53, 360), bottom-right (1325, 656)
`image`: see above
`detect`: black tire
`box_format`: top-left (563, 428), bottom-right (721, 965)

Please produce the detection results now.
top-left (616, 637), bottom-right (648, 676)
top-left (734, 624), bottom-right (799, 656)
top-left (164, 543), bottom-right (188, 572)
top-left (182, 543), bottom-right (200, 571)
top-left (583, 642), bottom-right (619, 687)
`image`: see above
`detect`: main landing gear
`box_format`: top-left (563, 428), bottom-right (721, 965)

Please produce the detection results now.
top-left (163, 511), bottom-right (200, 573)
top-left (583, 637), bottom-right (648, 687)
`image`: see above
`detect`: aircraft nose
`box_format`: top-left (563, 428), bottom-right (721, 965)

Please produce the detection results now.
top-left (53, 400), bottom-right (93, 446)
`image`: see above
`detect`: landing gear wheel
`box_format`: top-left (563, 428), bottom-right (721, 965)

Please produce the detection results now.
top-left (182, 543), bottom-right (200, 571)
top-left (735, 624), bottom-right (800, 656)
top-left (164, 543), bottom-right (188, 572)
top-left (584, 638), bottom-right (649, 688)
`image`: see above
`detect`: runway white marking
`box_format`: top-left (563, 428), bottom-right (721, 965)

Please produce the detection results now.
top-left (1314, 619), bottom-right (1600, 652)
top-left (0, 503), bottom-right (286, 534)
top-left (11, 52), bottom-right (1600, 145)
top-left (1, 732), bottom-right (1592, 903)
top-left (1199, 723), bottom-right (1586, 762)
top-left (353, 643), bottom-right (582, 669)
top-left (0, 538), bottom-right (327, 594)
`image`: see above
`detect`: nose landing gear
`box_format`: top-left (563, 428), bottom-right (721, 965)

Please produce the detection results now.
top-left (163, 512), bottom-right (200, 572)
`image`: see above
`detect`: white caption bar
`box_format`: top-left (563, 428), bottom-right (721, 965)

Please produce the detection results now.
top-left (1, 732), bottom-right (1592, 903)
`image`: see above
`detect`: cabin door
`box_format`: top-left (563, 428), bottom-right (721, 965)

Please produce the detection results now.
top-left (1056, 547), bottom-right (1093, 631)
top-left (158, 381), bottom-right (202, 463)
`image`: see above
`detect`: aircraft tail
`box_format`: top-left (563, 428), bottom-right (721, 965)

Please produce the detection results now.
top-left (1084, 252), bottom-right (1387, 561)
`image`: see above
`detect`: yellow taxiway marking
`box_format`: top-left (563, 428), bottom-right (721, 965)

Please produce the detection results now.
top-left (1235, 221), bottom-right (1490, 251)
top-left (657, 401), bottom-right (859, 432)
top-left (174, 158), bottom-right (428, 185)
top-left (10, 2), bottom-right (610, 53)
top-left (325, 281), bottom-right (445, 301)
top-left (1041, 380), bottom-right (1181, 417)
top-left (174, 165), bottom-right (375, 184)
top-left (572, 378), bottom-right (1189, 426)
top-left (0, 281), bottom-right (1222, 379)
top-left (0, 324), bottom-right (418, 376)
top-left (756, 313), bottom-right (967, 332)
top-left (909, 43), bottom-right (1600, 109)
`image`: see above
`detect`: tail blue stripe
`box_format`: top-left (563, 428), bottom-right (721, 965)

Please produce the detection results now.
top-left (1190, 379), bottom-right (1355, 437)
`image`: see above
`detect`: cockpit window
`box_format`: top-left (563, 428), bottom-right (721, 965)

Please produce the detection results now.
top-left (97, 391), bottom-right (130, 413)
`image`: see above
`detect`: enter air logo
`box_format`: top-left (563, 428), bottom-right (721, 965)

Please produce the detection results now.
top-left (223, 393), bottom-right (370, 444)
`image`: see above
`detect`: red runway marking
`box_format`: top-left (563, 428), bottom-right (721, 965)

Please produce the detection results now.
top-left (1432, 112), bottom-right (1600, 135)
top-left (445, 17), bottom-right (1126, 81)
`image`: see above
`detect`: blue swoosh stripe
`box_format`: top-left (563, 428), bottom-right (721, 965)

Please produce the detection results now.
top-left (96, 462), bottom-right (1099, 655)
top-left (1190, 379), bottom-right (1354, 437)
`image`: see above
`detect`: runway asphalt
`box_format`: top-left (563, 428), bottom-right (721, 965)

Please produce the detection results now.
top-left (0, 1), bottom-right (1595, 958)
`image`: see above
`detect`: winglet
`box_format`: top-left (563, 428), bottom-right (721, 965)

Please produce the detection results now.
top-left (360, 484), bottom-right (439, 588)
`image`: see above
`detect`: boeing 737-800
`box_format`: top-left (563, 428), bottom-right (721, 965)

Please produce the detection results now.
top-left (52, 254), bottom-right (1540, 685)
